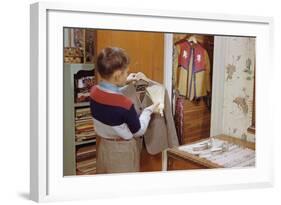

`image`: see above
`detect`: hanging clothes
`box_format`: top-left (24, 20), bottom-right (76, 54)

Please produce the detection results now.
top-left (174, 91), bottom-right (185, 145)
top-left (120, 79), bottom-right (179, 155)
top-left (174, 40), bottom-right (211, 100)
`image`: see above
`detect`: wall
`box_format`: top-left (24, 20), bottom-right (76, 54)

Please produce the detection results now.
top-left (96, 30), bottom-right (164, 83)
top-left (222, 37), bottom-right (256, 142)
top-left (96, 29), bottom-right (164, 171)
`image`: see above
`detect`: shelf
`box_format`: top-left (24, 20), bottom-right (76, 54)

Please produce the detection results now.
top-left (64, 63), bottom-right (85, 65)
top-left (75, 138), bottom-right (96, 146)
top-left (74, 102), bottom-right (90, 107)
top-left (63, 28), bottom-right (97, 176)
top-left (64, 55), bottom-right (84, 57)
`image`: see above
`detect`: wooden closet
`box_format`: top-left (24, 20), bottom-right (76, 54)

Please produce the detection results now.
top-left (96, 30), bottom-right (164, 172)
top-left (96, 30), bottom-right (164, 83)
top-left (173, 34), bottom-right (214, 144)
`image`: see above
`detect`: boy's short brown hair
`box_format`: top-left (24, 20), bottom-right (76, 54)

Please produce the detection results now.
top-left (96, 47), bottom-right (130, 79)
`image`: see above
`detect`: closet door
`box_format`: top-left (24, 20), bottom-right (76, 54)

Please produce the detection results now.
top-left (96, 30), bottom-right (164, 172)
top-left (96, 30), bottom-right (164, 83)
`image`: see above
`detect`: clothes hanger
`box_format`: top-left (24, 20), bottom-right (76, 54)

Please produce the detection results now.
top-left (126, 72), bottom-right (149, 99)
top-left (174, 34), bottom-right (189, 45)
top-left (187, 35), bottom-right (198, 44)
top-left (174, 34), bottom-right (198, 45)
top-left (126, 72), bottom-right (150, 84)
top-left (135, 72), bottom-right (150, 83)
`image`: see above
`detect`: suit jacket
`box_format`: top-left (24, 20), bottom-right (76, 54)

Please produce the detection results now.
top-left (121, 80), bottom-right (179, 155)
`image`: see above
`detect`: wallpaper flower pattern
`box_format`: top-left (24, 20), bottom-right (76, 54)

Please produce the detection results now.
top-left (222, 37), bottom-right (255, 142)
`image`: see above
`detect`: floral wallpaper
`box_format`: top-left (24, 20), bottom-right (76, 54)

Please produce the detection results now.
top-left (222, 37), bottom-right (255, 142)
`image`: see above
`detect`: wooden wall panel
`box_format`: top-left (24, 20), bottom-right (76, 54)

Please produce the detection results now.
top-left (96, 30), bottom-right (164, 172)
top-left (183, 100), bottom-right (211, 144)
top-left (96, 30), bottom-right (164, 83)
top-left (140, 148), bottom-right (162, 172)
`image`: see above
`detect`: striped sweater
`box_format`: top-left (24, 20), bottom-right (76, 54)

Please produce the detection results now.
top-left (89, 82), bottom-right (152, 140)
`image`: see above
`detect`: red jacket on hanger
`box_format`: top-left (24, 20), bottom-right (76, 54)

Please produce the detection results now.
top-left (174, 41), bottom-right (211, 100)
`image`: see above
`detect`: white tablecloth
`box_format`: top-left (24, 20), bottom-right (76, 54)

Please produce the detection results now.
top-left (178, 139), bottom-right (255, 168)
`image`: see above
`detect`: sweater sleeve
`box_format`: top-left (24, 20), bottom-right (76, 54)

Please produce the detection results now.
top-left (133, 108), bottom-right (153, 137)
top-left (125, 104), bottom-right (153, 137)
top-left (125, 105), bottom-right (141, 134)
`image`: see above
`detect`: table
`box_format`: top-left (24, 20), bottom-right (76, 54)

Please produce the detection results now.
top-left (167, 134), bottom-right (255, 170)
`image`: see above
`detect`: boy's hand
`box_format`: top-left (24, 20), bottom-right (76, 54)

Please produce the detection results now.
top-left (126, 73), bottom-right (137, 83)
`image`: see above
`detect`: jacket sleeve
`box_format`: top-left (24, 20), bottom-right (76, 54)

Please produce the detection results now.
top-left (164, 89), bottom-right (179, 147)
top-left (125, 105), bottom-right (141, 134)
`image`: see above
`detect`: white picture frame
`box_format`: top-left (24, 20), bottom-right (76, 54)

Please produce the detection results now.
top-left (30, 2), bottom-right (274, 202)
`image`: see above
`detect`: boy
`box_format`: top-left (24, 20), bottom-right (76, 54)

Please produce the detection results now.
top-left (90, 47), bottom-right (159, 174)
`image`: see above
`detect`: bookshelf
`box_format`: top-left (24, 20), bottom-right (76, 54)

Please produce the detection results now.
top-left (63, 63), bottom-right (97, 176)
top-left (74, 102), bottom-right (90, 108)
top-left (63, 27), bottom-right (97, 176)
top-left (64, 28), bottom-right (96, 64)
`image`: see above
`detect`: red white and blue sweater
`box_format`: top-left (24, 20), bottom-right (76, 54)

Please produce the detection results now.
top-left (90, 82), bottom-right (152, 140)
